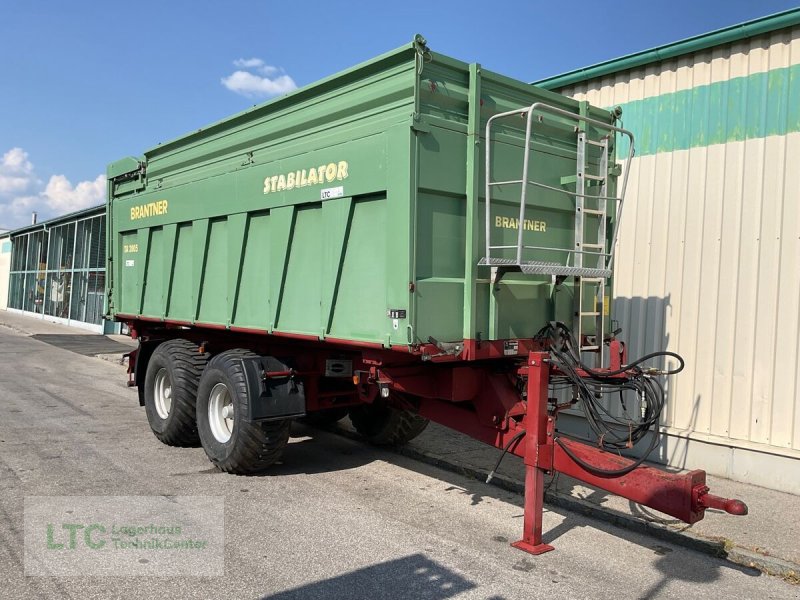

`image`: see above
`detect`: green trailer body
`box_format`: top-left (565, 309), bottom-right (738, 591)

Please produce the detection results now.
top-left (107, 36), bottom-right (620, 350)
top-left (104, 38), bottom-right (749, 551)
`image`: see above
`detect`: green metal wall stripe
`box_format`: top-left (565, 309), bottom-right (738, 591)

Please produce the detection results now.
top-left (613, 64), bottom-right (800, 157)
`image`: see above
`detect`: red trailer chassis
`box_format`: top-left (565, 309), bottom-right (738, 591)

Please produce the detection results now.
top-left (123, 316), bottom-right (747, 555)
top-left (374, 348), bottom-right (747, 554)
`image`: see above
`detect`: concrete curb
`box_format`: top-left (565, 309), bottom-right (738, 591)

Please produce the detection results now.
top-left (329, 425), bottom-right (799, 582)
top-left (0, 322), bottom-right (28, 336)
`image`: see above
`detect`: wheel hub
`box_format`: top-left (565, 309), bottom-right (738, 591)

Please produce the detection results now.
top-left (208, 383), bottom-right (234, 443)
top-left (153, 368), bottom-right (172, 419)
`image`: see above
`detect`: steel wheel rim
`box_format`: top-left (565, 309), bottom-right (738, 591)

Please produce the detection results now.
top-left (208, 382), bottom-right (234, 443)
top-left (154, 368), bottom-right (172, 419)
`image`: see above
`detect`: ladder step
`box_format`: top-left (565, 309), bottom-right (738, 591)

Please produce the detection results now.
top-left (580, 345), bottom-right (601, 351)
top-left (581, 243), bottom-right (605, 249)
top-left (582, 208), bottom-right (605, 215)
top-left (584, 139), bottom-right (606, 147)
top-left (580, 312), bottom-right (600, 317)
top-left (584, 173), bottom-right (606, 181)
top-left (579, 277), bottom-right (605, 284)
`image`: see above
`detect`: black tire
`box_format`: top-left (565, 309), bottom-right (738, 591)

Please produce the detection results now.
top-left (196, 349), bottom-right (291, 474)
top-left (301, 407), bottom-right (349, 427)
top-left (349, 401), bottom-right (429, 446)
top-left (143, 339), bottom-right (209, 447)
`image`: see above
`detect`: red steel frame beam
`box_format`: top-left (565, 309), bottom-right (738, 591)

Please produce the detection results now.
top-left (406, 351), bottom-right (747, 554)
top-left (509, 351), bottom-right (746, 555)
top-left (125, 318), bottom-right (747, 555)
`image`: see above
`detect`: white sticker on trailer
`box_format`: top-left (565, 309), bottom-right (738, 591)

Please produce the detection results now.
top-left (320, 186), bottom-right (344, 200)
top-left (125, 259), bottom-right (135, 267)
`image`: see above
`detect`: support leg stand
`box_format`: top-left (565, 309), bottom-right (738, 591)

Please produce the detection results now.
top-left (512, 351), bottom-right (554, 555)
top-left (512, 464), bottom-right (554, 555)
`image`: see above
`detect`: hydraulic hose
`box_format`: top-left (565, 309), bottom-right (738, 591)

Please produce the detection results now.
top-left (486, 430), bottom-right (526, 484)
top-left (533, 322), bottom-right (684, 477)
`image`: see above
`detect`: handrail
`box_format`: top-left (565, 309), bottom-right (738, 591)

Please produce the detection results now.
top-left (483, 102), bottom-right (636, 273)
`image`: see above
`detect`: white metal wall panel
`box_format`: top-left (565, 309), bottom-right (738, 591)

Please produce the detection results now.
top-left (612, 136), bottom-right (800, 455)
top-left (551, 28), bottom-right (800, 478)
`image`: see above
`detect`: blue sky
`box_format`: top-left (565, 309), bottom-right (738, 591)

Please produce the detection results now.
top-left (1, 0), bottom-right (797, 229)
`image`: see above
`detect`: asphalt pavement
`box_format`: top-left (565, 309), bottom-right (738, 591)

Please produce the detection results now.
top-left (0, 318), bottom-right (798, 598)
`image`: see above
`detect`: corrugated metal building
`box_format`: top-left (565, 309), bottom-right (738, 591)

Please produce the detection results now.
top-left (4, 205), bottom-right (113, 333)
top-left (0, 234), bottom-right (10, 310)
top-left (536, 9), bottom-right (800, 493)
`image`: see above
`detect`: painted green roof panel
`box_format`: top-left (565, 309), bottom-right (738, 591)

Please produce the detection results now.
top-left (535, 8), bottom-right (800, 90)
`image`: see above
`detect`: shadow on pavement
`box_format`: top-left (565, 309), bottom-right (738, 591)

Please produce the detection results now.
top-left (273, 422), bottom-right (763, 595)
top-left (260, 553), bottom-right (480, 600)
top-left (30, 334), bottom-right (133, 356)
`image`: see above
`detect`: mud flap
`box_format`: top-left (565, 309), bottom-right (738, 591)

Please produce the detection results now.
top-left (239, 356), bottom-right (306, 422)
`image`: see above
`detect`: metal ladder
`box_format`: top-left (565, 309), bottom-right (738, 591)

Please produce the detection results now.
top-left (575, 132), bottom-right (608, 352)
top-left (479, 102), bottom-right (635, 353)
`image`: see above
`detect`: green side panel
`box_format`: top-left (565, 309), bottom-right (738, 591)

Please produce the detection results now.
top-left (329, 197), bottom-right (387, 341)
top-left (191, 219), bottom-right (210, 321)
top-left (197, 219), bottom-right (228, 325)
top-left (141, 227), bottom-right (164, 316)
top-left (415, 281), bottom-right (464, 342)
top-left (135, 228), bottom-right (151, 314)
top-left (161, 224), bottom-right (178, 319)
top-left (415, 192), bottom-right (465, 279)
top-left (321, 197), bottom-right (354, 334)
top-left (268, 206), bottom-right (295, 332)
top-left (414, 191), bottom-right (465, 342)
top-left (493, 282), bottom-right (552, 339)
top-left (118, 231), bottom-right (138, 315)
top-left (168, 224), bottom-right (193, 319)
top-left (226, 213), bottom-right (249, 326)
top-left (233, 212), bottom-right (271, 328)
top-left (277, 206), bottom-right (323, 334)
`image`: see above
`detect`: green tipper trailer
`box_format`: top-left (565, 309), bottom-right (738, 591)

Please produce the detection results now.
top-left (107, 35), bottom-right (623, 349)
top-left (108, 36), bottom-right (746, 556)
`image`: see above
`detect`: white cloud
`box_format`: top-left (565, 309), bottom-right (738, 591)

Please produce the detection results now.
top-left (257, 65), bottom-right (279, 76)
top-left (0, 147), bottom-right (37, 194)
top-left (42, 174), bottom-right (105, 213)
top-left (233, 57), bottom-right (265, 69)
top-left (221, 58), bottom-right (297, 98)
top-left (0, 147), bottom-right (103, 230)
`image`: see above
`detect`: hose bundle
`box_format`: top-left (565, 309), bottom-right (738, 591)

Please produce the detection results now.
top-left (535, 322), bottom-right (684, 476)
